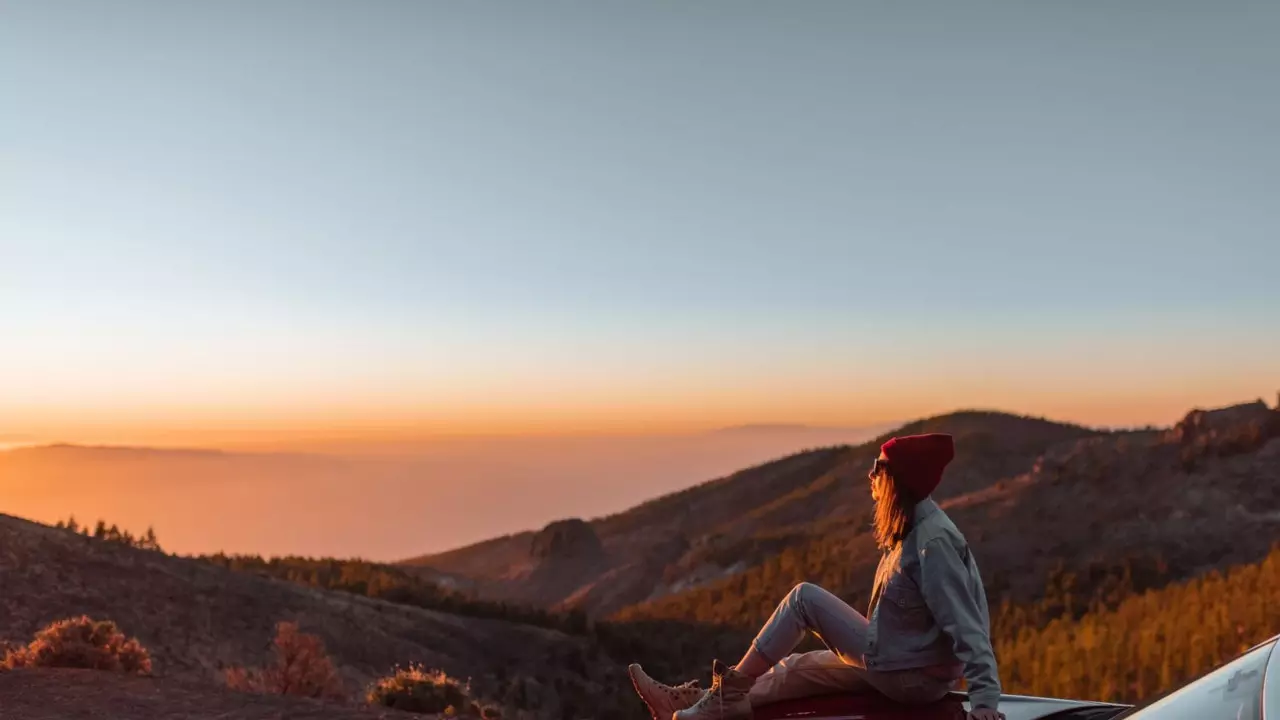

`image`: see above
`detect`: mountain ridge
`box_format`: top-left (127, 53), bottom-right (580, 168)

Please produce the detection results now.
top-left (614, 398), bottom-right (1280, 626)
top-left (404, 399), bottom-right (1280, 623)
top-left (402, 408), bottom-right (1106, 616)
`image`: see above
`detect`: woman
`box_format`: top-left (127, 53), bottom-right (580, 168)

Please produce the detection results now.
top-left (628, 433), bottom-right (1004, 720)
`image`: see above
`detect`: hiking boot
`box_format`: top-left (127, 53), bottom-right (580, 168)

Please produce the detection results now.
top-left (628, 664), bottom-right (704, 719)
top-left (673, 660), bottom-right (753, 720)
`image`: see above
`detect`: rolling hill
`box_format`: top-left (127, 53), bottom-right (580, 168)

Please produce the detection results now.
top-left (617, 399), bottom-right (1280, 628)
top-left (404, 399), bottom-right (1280, 627)
top-left (0, 513), bottom-right (637, 719)
top-left (402, 410), bottom-right (1102, 615)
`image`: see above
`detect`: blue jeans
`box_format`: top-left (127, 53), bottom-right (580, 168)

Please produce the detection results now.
top-left (747, 583), bottom-right (956, 705)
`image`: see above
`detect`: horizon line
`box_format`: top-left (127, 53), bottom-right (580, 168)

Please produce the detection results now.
top-left (5, 397), bottom-right (1261, 455)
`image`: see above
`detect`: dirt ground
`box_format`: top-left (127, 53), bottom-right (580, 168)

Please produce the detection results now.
top-left (0, 668), bottom-right (416, 720)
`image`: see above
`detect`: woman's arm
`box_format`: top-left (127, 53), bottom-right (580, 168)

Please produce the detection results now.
top-left (917, 537), bottom-right (1002, 711)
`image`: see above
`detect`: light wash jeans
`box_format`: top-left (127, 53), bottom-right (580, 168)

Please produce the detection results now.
top-left (747, 583), bottom-right (957, 706)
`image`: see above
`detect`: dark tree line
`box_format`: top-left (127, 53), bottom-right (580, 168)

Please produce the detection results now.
top-left (55, 516), bottom-right (162, 552)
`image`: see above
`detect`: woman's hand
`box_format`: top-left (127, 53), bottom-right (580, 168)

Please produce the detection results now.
top-left (968, 709), bottom-right (1005, 720)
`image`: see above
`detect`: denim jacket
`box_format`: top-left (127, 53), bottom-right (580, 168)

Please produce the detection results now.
top-left (863, 497), bottom-right (1002, 710)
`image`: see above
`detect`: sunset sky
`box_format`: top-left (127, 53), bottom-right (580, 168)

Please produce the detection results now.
top-left (2, 1), bottom-right (1277, 449)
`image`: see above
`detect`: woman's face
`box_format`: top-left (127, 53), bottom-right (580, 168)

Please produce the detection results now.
top-left (868, 453), bottom-right (890, 502)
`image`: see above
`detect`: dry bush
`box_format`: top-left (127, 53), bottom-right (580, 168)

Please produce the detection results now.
top-left (366, 664), bottom-right (500, 718)
top-left (224, 621), bottom-right (345, 701)
top-left (3, 616), bottom-right (151, 674)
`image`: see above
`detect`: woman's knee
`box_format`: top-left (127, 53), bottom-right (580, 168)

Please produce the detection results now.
top-left (791, 581), bottom-right (818, 595)
top-left (786, 582), bottom-right (819, 610)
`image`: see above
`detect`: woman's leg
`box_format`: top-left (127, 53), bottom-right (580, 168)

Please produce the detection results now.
top-left (738, 583), bottom-right (955, 708)
top-left (672, 585), bottom-right (869, 720)
top-left (747, 650), bottom-right (956, 707)
top-left (737, 582), bottom-right (872, 676)
top-left (748, 650), bottom-right (874, 705)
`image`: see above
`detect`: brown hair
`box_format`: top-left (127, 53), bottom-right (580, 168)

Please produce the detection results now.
top-left (871, 469), bottom-right (917, 551)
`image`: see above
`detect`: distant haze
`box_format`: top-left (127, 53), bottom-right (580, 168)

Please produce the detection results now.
top-left (0, 424), bottom-right (889, 559)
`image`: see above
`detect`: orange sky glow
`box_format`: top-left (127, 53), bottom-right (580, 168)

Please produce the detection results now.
top-left (5, 376), bottom-right (1273, 451)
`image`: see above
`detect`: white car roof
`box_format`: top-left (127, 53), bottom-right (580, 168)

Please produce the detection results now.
top-left (960, 693), bottom-right (1129, 720)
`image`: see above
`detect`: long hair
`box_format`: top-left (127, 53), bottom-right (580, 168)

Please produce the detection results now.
top-left (872, 470), bottom-right (916, 551)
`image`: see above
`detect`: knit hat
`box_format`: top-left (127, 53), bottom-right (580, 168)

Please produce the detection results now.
top-left (879, 433), bottom-right (955, 499)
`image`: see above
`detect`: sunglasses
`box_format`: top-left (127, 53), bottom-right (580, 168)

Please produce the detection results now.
top-left (869, 458), bottom-right (890, 478)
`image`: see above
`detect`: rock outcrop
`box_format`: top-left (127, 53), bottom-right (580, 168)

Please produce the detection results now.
top-left (1167, 399), bottom-right (1280, 468)
top-left (529, 518), bottom-right (604, 563)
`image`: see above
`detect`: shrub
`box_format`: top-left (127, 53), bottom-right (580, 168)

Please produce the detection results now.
top-left (3, 616), bottom-right (151, 674)
top-left (366, 665), bottom-right (500, 718)
top-left (224, 621), bottom-right (345, 701)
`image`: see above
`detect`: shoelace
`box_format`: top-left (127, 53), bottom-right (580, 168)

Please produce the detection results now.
top-left (693, 669), bottom-right (723, 716)
top-left (667, 679), bottom-right (700, 702)
top-left (718, 667), bottom-right (724, 719)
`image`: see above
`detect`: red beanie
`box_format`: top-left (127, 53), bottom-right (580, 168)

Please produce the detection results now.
top-left (879, 433), bottom-right (955, 499)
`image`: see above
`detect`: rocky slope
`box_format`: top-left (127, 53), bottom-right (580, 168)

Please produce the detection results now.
top-left (617, 399), bottom-right (1280, 625)
top-left (0, 513), bottom-right (629, 719)
top-left (405, 399), bottom-right (1280, 625)
top-left (403, 410), bottom-right (1102, 616)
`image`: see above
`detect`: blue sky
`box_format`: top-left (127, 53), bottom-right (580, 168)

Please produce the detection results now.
top-left (1, 1), bottom-right (1277, 440)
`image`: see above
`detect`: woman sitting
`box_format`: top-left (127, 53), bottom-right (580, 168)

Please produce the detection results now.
top-left (628, 433), bottom-right (1004, 720)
